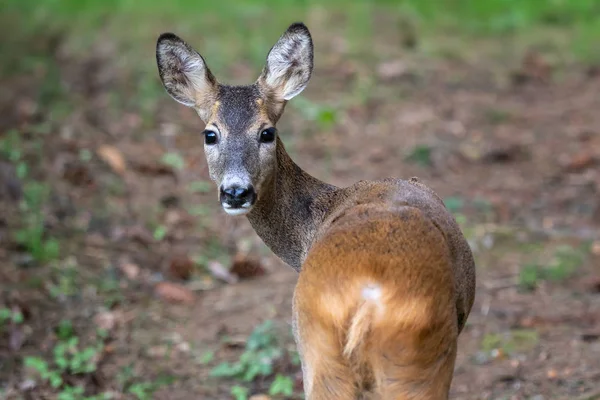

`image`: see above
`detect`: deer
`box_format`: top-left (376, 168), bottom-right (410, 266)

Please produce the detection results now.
top-left (156, 22), bottom-right (476, 400)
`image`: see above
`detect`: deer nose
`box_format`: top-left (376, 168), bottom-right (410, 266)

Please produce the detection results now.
top-left (220, 185), bottom-right (256, 207)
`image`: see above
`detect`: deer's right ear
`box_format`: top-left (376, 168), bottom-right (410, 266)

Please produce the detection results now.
top-left (156, 33), bottom-right (218, 120)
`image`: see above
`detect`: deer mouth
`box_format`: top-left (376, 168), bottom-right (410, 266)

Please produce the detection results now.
top-left (221, 202), bottom-right (253, 216)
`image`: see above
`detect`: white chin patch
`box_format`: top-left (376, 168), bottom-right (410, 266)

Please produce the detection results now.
top-left (222, 205), bottom-right (251, 216)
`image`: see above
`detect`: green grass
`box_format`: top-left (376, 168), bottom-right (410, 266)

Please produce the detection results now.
top-left (208, 320), bottom-right (300, 399)
top-left (518, 244), bottom-right (588, 291)
top-left (3, 0), bottom-right (600, 78)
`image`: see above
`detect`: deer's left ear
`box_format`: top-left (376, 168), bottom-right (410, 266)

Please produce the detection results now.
top-left (156, 33), bottom-right (218, 121)
top-left (257, 22), bottom-right (314, 102)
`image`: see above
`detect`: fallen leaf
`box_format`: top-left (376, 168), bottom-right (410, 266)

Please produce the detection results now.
top-left (97, 145), bottom-right (127, 175)
top-left (168, 255), bottom-right (194, 281)
top-left (249, 395), bottom-right (271, 400)
top-left (118, 261), bottom-right (140, 281)
top-left (592, 241), bottom-right (600, 256)
top-left (132, 160), bottom-right (176, 177)
top-left (547, 369), bottom-right (558, 379)
top-left (564, 152), bottom-right (596, 172)
top-left (146, 345), bottom-right (169, 358)
top-left (207, 261), bottom-right (238, 284)
top-left (94, 311), bottom-right (122, 333)
top-left (376, 60), bottom-right (408, 81)
top-left (9, 326), bottom-right (26, 351)
top-left (230, 254), bottom-right (266, 279)
top-left (154, 282), bottom-right (196, 304)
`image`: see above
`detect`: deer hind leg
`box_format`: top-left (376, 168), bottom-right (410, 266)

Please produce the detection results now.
top-left (371, 342), bottom-right (457, 400)
top-left (293, 298), bottom-right (359, 400)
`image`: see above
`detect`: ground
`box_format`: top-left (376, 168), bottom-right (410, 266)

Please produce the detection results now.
top-left (1, 2), bottom-right (600, 399)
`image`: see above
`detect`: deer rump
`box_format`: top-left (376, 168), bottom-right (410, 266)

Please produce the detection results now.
top-left (294, 205), bottom-right (459, 398)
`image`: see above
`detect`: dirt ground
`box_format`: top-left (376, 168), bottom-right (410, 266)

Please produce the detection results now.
top-left (1, 23), bottom-right (600, 400)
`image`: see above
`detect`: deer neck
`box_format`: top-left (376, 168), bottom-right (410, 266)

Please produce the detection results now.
top-left (247, 137), bottom-right (338, 271)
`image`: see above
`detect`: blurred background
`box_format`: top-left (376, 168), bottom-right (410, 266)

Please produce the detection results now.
top-left (1, 1), bottom-right (600, 399)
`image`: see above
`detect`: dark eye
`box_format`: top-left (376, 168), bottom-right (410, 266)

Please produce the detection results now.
top-left (260, 127), bottom-right (276, 143)
top-left (203, 130), bottom-right (218, 145)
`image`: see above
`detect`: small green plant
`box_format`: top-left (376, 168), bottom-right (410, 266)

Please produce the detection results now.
top-left (0, 307), bottom-right (24, 331)
top-left (481, 329), bottom-right (539, 356)
top-left (14, 181), bottom-right (60, 262)
top-left (210, 320), bottom-right (298, 396)
top-left (24, 325), bottom-right (111, 399)
top-left (187, 180), bottom-right (213, 193)
top-left (443, 196), bottom-right (464, 213)
top-left (160, 152), bottom-right (186, 171)
top-left (292, 97), bottom-right (338, 130)
top-left (117, 365), bottom-right (174, 400)
top-left (153, 224), bottom-right (168, 241)
top-left (48, 258), bottom-right (80, 300)
top-left (268, 374), bottom-right (295, 397)
top-left (230, 385), bottom-right (249, 400)
top-left (519, 244), bottom-right (586, 290)
top-left (405, 145), bottom-right (432, 167)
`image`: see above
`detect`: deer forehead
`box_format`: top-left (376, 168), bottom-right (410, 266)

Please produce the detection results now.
top-left (205, 85), bottom-right (271, 135)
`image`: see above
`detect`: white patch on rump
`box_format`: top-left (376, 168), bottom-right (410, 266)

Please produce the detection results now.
top-left (362, 284), bottom-right (382, 302)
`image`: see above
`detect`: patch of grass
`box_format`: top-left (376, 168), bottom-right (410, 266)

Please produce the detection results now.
top-left (1, 129), bottom-right (61, 263)
top-left (481, 329), bottom-right (539, 356)
top-left (160, 152), bottom-right (186, 171)
top-left (187, 180), bottom-right (213, 194)
top-left (292, 97), bottom-right (339, 131)
top-left (405, 144), bottom-right (433, 167)
top-left (518, 244), bottom-right (587, 291)
top-left (485, 108), bottom-right (513, 125)
top-left (443, 196), bottom-right (464, 213)
top-left (48, 258), bottom-right (80, 300)
top-left (24, 326), bottom-right (108, 399)
top-left (209, 320), bottom-right (299, 397)
top-left (15, 181), bottom-right (61, 263)
top-left (0, 307), bottom-right (24, 332)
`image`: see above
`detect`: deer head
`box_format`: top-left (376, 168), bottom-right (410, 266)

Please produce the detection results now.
top-left (156, 23), bottom-right (314, 215)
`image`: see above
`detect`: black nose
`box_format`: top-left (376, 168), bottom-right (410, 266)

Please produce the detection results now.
top-left (220, 185), bottom-right (256, 207)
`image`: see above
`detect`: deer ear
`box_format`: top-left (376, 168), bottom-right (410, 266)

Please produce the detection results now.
top-left (258, 22), bottom-right (314, 102)
top-left (156, 33), bottom-right (218, 121)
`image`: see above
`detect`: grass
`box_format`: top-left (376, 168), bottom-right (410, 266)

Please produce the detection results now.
top-left (22, 320), bottom-right (172, 400)
top-left (519, 244), bottom-right (588, 291)
top-left (208, 320), bottom-right (300, 399)
top-left (3, 0), bottom-right (600, 81)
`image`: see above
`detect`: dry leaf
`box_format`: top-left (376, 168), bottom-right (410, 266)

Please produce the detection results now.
top-left (564, 152), bottom-right (596, 172)
top-left (207, 261), bottom-right (238, 284)
top-left (97, 145), bottom-right (126, 175)
top-left (376, 60), bottom-right (408, 81)
top-left (154, 282), bottom-right (196, 304)
top-left (592, 241), bottom-right (600, 256)
top-left (168, 255), bottom-right (194, 281)
top-left (9, 326), bottom-right (26, 351)
top-left (94, 311), bottom-right (122, 333)
top-left (230, 254), bottom-right (266, 279)
top-left (118, 261), bottom-right (140, 281)
top-left (249, 395), bottom-right (271, 400)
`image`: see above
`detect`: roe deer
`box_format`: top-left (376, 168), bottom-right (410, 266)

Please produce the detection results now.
top-left (156, 22), bottom-right (476, 400)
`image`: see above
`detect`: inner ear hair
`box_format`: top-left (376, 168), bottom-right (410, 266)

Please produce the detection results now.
top-left (156, 33), bottom-right (218, 119)
top-left (258, 22), bottom-right (314, 102)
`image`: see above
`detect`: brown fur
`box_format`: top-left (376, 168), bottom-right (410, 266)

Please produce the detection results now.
top-left (156, 22), bottom-right (476, 399)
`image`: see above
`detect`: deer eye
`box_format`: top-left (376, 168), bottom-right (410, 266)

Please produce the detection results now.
top-left (203, 130), bottom-right (218, 145)
top-left (260, 127), bottom-right (276, 143)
